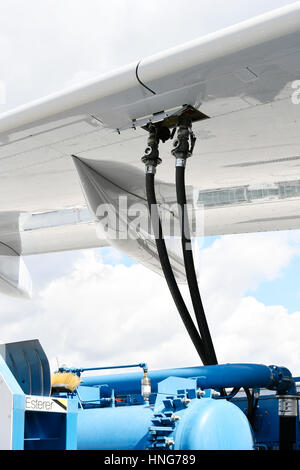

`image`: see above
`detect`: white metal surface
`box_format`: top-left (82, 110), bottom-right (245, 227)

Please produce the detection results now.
top-left (0, 371), bottom-right (13, 450)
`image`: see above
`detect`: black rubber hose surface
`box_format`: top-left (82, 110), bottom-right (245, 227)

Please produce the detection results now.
top-left (176, 165), bottom-right (218, 365)
top-left (145, 172), bottom-right (207, 364)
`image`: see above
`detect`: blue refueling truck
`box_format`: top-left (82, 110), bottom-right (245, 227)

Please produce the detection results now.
top-left (0, 339), bottom-right (298, 451)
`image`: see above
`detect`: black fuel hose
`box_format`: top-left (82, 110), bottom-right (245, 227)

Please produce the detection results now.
top-left (176, 164), bottom-right (218, 365)
top-left (145, 171), bottom-right (207, 364)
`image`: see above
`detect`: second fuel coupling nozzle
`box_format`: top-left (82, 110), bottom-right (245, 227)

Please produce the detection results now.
top-left (142, 124), bottom-right (162, 173)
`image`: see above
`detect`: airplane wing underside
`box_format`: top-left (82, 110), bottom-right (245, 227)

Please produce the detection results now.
top-left (1, 2), bottom-right (300, 295)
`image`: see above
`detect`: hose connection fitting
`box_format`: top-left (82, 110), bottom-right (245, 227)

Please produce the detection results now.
top-left (171, 114), bottom-right (197, 167)
top-left (141, 368), bottom-right (152, 402)
top-left (141, 124), bottom-right (162, 174)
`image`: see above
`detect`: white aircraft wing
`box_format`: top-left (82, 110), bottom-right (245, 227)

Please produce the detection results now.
top-left (1, 2), bottom-right (300, 296)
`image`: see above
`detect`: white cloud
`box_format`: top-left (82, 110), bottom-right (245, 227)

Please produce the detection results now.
top-left (198, 233), bottom-right (300, 373)
top-left (217, 295), bottom-right (300, 373)
top-left (197, 232), bottom-right (296, 326)
top-left (1, 231), bottom-right (300, 377)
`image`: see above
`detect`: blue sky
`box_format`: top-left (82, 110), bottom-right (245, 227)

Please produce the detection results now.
top-left (247, 241), bottom-right (300, 313)
top-left (202, 234), bottom-right (300, 313)
top-left (100, 247), bottom-right (136, 268)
